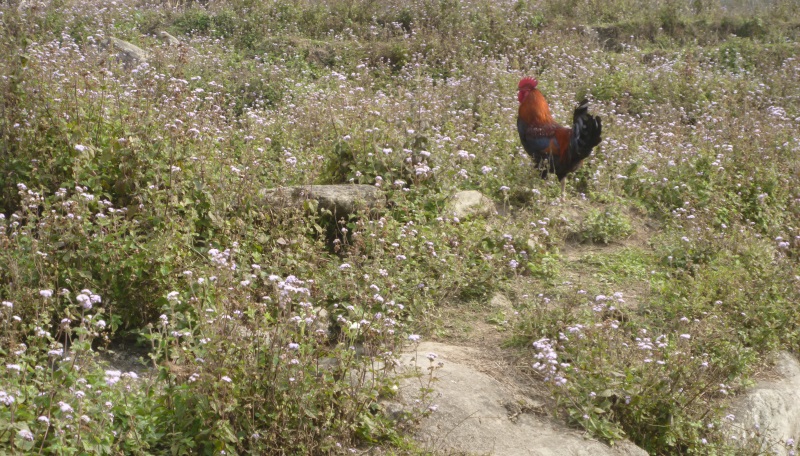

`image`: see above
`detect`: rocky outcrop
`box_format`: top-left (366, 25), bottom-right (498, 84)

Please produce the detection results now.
top-left (259, 185), bottom-right (385, 219)
top-left (395, 342), bottom-right (648, 456)
top-left (726, 351), bottom-right (800, 454)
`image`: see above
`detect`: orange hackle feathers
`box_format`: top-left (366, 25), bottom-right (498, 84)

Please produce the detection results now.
top-left (517, 77), bottom-right (554, 125)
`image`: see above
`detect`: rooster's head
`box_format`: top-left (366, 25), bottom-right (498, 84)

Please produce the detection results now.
top-left (518, 77), bottom-right (538, 104)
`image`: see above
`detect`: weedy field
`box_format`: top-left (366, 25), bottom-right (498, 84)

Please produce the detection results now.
top-left (0, 0), bottom-right (799, 453)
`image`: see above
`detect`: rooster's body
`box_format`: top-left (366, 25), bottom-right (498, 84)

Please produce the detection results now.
top-left (516, 77), bottom-right (602, 198)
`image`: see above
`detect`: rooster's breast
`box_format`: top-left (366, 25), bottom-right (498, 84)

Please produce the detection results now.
top-left (517, 118), bottom-right (560, 159)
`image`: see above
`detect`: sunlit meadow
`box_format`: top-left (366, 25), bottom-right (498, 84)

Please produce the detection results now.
top-left (1, 0), bottom-right (798, 453)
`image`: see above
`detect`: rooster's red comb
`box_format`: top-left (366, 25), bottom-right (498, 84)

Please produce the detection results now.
top-left (518, 77), bottom-right (538, 90)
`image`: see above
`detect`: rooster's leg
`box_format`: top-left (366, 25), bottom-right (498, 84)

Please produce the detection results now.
top-left (560, 178), bottom-right (566, 201)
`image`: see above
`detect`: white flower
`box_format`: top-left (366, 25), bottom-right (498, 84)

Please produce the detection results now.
top-left (74, 144), bottom-right (87, 152)
top-left (18, 429), bottom-right (34, 441)
top-left (104, 370), bottom-right (122, 386)
top-left (58, 401), bottom-right (74, 413)
top-left (37, 416), bottom-right (50, 424)
top-left (221, 376), bottom-right (232, 383)
top-left (0, 391), bottom-right (15, 406)
top-left (6, 364), bottom-right (21, 372)
top-left (76, 294), bottom-right (91, 310)
top-left (39, 289), bottom-right (53, 298)
top-left (408, 334), bottom-right (421, 342)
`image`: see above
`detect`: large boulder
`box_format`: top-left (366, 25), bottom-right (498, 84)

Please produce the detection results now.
top-left (259, 185), bottom-right (385, 219)
top-left (395, 342), bottom-right (648, 456)
top-left (726, 351), bottom-right (800, 454)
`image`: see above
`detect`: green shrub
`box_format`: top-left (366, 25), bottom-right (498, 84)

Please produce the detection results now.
top-left (577, 207), bottom-right (633, 244)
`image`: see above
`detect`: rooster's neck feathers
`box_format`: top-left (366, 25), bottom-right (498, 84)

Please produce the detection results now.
top-left (519, 89), bottom-right (555, 126)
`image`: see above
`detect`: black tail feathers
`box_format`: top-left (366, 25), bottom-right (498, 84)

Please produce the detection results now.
top-left (571, 99), bottom-right (602, 159)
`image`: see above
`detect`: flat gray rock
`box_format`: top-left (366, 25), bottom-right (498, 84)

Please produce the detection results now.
top-left (726, 351), bottom-right (800, 453)
top-left (260, 185), bottom-right (385, 218)
top-left (397, 342), bottom-right (647, 456)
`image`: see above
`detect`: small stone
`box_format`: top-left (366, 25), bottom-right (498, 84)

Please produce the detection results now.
top-left (446, 190), bottom-right (496, 219)
top-left (158, 31), bottom-right (181, 47)
top-left (100, 37), bottom-right (149, 69)
top-left (489, 293), bottom-right (512, 310)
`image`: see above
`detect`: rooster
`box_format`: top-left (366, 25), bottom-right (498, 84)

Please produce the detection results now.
top-left (517, 77), bottom-right (602, 199)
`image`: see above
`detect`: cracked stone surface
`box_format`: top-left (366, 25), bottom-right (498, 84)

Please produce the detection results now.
top-left (396, 342), bottom-right (648, 456)
top-left (726, 351), bottom-right (800, 454)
